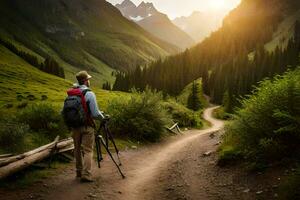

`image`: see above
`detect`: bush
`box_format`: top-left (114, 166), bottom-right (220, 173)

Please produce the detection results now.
top-left (17, 102), bottom-right (28, 109)
top-left (107, 90), bottom-right (171, 142)
top-left (219, 68), bottom-right (300, 164)
top-left (162, 100), bottom-right (203, 128)
top-left (217, 145), bottom-right (242, 166)
top-left (213, 107), bottom-right (233, 120)
top-left (3, 103), bottom-right (13, 109)
top-left (26, 94), bottom-right (36, 101)
top-left (0, 119), bottom-right (29, 153)
top-left (41, 95), bottom-right (48, 101)
top-left (16, 94), bottom-right (24, 101)
top-left (17, 103), bottom-right (67, 140)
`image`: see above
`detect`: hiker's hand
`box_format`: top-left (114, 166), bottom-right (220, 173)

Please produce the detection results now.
top-left (104, 114), bottom-right (111, 120)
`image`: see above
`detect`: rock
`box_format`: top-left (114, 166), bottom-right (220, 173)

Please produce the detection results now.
top-left (274, 193), bottom-right (278, 198)
top-left (203, 151), bottom-right (213, 157)
top-left (165, 187), bottom-right (174, 191)
top-left (243, 189), bottom-right (250, 193)
top-left (88, 193), bottom-right (97, 198)
top-left (277, 177), bottom-right (281, 181)
top-left (131, 146), bottom-right (138, 149)
top-left (209, 133), bottom-right (215, 138)
top-left (272, 185), bottom-right (278, 188)
top-left (256, 191), bottom-right (263, 195)
top-left (184, 128), bottom-right (188, 131)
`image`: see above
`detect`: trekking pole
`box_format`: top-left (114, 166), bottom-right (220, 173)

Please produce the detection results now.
top-left (96, 134), bottom-right (126, 179)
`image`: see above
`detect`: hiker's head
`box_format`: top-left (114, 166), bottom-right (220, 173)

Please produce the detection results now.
top-left (76, 71), bottom-right (92, 87)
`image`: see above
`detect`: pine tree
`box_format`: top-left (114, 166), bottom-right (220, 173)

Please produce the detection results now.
top-left (187, 81), bottom-right (202, 111)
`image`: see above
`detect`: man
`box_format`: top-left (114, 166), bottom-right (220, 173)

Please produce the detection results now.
top-left (70, 71), bottom-right (105, 182)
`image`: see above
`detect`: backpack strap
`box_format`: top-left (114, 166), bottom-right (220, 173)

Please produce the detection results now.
top-left (81, 89), bottom-right (95, 128)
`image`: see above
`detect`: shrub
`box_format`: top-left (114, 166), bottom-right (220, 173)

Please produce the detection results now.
top-left (162, 100), bottom-right (202, 128)
top-left (107, 89), bottom-right (171, 142)
top-left (26, 94), bottom-right (36, 101)
top-left (217, 145), bottom-right (242, 166)
top-left (41, 95), bottom-right (48, 101)
top-left (17, 103), bottom-right (68, 140)
top-left (3, 103), bottom-right (13, 109)
top-left (213, 107), bottom-right (233, 120)
top-left (0, 119), bottom-right (29, 153)
top-left (17, 101), bottom-right (28, 109)
top-left (219, 68), bottom-right (300, 164)
top-left (16, 94), bottom-right (24, 101)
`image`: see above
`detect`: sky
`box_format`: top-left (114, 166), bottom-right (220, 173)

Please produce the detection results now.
top-left (106, 0), bottom-right (241, 19)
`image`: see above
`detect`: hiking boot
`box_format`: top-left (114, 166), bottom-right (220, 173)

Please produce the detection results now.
top-left (80, 176), bottom-right (94, 183)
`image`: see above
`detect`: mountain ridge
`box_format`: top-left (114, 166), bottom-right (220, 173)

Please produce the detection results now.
top-left (116, 0), bottom-right (195, 50)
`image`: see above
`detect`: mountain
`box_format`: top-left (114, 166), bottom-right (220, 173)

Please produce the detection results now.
top-left (0, 0), bottom-right (179, 86)
top-left (173, 11), bottom-right (226, 42)
top-left (116, 0), bottom-right (195, 50)
top-left (113, 0), bottom-right (300, 103)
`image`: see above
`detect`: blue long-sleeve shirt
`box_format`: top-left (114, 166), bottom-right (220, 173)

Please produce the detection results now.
top-left (73, 84), bottom-right (105, 120)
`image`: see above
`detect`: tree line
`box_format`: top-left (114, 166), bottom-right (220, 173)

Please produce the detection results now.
top-left (112, 0), bottom-right (299, 111)
top-left (0, 38), bottom-right (65, 78)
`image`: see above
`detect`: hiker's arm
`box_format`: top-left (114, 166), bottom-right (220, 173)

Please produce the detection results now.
top-left (87, 92), bottom-right (105, 120)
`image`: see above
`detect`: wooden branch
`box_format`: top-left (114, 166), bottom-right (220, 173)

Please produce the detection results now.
top-left (169, 123), bottom-right (178, 130)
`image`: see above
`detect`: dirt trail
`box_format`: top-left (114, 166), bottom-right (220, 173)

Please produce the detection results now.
top-left (1, 106), bottom-right (281, 200)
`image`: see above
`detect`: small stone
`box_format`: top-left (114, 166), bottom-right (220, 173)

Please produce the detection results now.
top-left (291, 168), bottom-right (296, 172)
top-left (243, 189), bottom-right (250, 193)
top-left (131, 146), bottom-right (138, 149)
top-left (88, 193), bottom-right (97, 198)
top-left (165, 187), bottom-right (174, 191)
top-left (256, 191), bottom-right (263, 195)
top-left (272, 185), bottom-right (278, 188)
top-left (278, 177), bottom-right (281, 181)
top-left (203, 151), bottom-right (213, 157)
top-left (184, 128), bottom-right (188, 131)
top-left (274, 193), bottom-right (278, 198)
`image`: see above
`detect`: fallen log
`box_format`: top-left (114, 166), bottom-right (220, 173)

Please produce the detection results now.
top-left (0, 136), bottom-right (60, 167)
top-left (0, 137), bottom-right (60, 179)
top-left (56, 138), bottom-right (73, 149)
top-left (0, 154), bottom-right (13, 159)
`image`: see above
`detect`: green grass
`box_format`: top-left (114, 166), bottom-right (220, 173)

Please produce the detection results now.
top-left (0, 44), bottom-right (129, 112)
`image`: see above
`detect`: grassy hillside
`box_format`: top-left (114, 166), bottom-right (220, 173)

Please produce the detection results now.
top-left (0, 0), bottom-right (179, 87)
top-left (0, 44), bottom-right (128, 112)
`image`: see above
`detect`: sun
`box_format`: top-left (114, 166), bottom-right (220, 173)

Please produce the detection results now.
top-left (209, 0), bottom-right (226, 10)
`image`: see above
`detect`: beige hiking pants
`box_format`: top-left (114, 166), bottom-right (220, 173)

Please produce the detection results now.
top-left (72, 126), bottom-right (95, 179)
